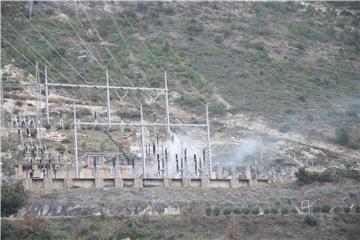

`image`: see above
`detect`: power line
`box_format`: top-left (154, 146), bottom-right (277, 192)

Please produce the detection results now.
top-left (36, 5), bottom-right (107, 73)
top-left (3, 26), bottom-right (72, 83)
top-left (14, 4), bottom-right (90, 84)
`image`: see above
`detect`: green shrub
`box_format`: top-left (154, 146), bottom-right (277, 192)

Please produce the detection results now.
top-left (44, 123), bottom-right (51, 130)
top-left (304, 215), bottom-right (318, 227)
top-left (55, 145), bottom-right (66, 154)
top-left (356, 206), bottom-right (360, 214)
top-left (233, 208), bottom-right (242, 215)
top-left (64, 123), bottom-right (71, 130)
top-left (213, 208), bottom-right (221, 216)
top-left (290, 208), bottom-right (298, 215)
top-left (334, 128), bottom-right (349, 146)
top-left (61, 138), bottom-right (71, 144)
top-left (186, 25), bottom-right (203, 36)
top-left (312, 206), bottom-right (321, 213)
top-left (302, 208), bottom-right (309, 214)
top-left (94, 125), bottom-right (103, 131)
top-left (321, 205), bottom-right (331, 213)
top-left (175, 96), bottom-right (204, 108)
top-left (223, 208), bottom-right (232, 215)
top-left (209, 102), bottom-right (226, 115)
top-left (251, 208), bottom-right (260, 215)
top-left (344, 207), bottom-right (351, 214)
top-left (56, 125), bottom-right (62, 130)
top-left (242, 208), bottom-right (250, 215)
top-left (281, 207), bottom-right (290, 215)
top-left (77, 108), bottom-right (92, 117)
top-left (271, 208), bottom-right (279, 214)
top-left (1, 182), bottom-right (25, 216)
top-left (263, 209), bottom-right (270, 214)
top-left (205, 208), bottom-right (212, 216)
top-left (295, 168), bottom-right (339, 185)
top-left (336, 169), bottom-right (360, 181)
top-left (333, 207), bottom-right (342, 214)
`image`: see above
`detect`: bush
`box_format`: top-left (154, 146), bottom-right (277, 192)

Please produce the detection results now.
top-left (64, 123), bottom-right (71, 130)
top-left (321, 205), bottom-right (331, 213)
top-left (271, 208), bottom-right (279, 214)
top-left (344, 207), bottom-right (351, 214)
top-left (334, 128), bottom-right (349, 146)
top-left (263, 209), bottom-right (270, 214)
top-left (336, 169), bottom-right (360, 181)
top-left (209, 102), bottom-right (226, 115)
top-left (251, 208), bottom-right (260, 215)
top-left (44, 123), bottom-right (51, 130)
top-left (77, 108), bottom-right (92, 117)
top-left (94, 125), bottom-right (103, 131)
top-left (55, 145), bottom-right (66, 154)
top-left (223, 208), bottom-right (232, 215)
top-left (213, 208), bottom-right (221, 216)
top-left (233, 208), bottom-right (242, 215)
top-left (186, 25), bottom-right (203, 36)
top-left (312, 206), bottom-right (321, 213)
top-left (205, 208), bottom-right (212, 216)
top-left (304, 215), bottom-right (318, 227)
top-left (1, 182), bottom-right (25, 216)
top-left (242, 208), bottom-right (250, 215)
top-left (333, 207), bottom-right (342, 214)
top-left (295, 168), bottom-right (339, 185)
top-left (281, 207), bottom-right (290, 215)
top-left (175, 96), bottom-right (204, 108)
top-left (356, 206), bottom-right (360, 214)
top-left (290, 208), bottom-right (298, 215)
top-left (61, 138), bottom-right (71, 144)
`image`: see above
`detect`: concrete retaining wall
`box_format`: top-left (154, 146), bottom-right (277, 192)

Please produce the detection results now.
top-left (23, 177), bottom-right (269, 191)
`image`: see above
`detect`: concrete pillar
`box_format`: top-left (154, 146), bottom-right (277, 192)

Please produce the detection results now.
top-left (249, 179), bottom-right (258, 187)
top-left (182, 178), bottom-right (190, 187)
top-left (134, 178), bottom-right (143, 188)
top-left (201, 177), bottom-right (210, 188)
top-left (24, 178), bottom-right (32, 191)
top-left (216, 166), bottom-right (223, 179)
top-left (65, 178), bottom-right (73, 189)
top-left (43, 177), bottom-right (52, 189)
top-left (95, 177), bottom-right (103, 188)
top-left (114, 177), bottom-right (123, 188)
top-left (230, 178), bottom-right (239, 188)
top-left (163, 178), bottom-right (171, 187)
top-left (245, 166), bottom-right (252, 180)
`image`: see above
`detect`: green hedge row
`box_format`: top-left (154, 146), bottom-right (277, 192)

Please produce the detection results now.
top-left (205, 205), bottom-right (358, 217)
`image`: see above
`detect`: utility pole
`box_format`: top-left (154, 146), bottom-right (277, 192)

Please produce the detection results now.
top-left (0, 69), bottom-right (3, 129)
top-left (28, 0), bottom-right (33, 21)
top-left (206, 104), bottom-right (212, 178)
top-left (164, 71), bottom-right (170, 136)
top-left (106, 67), bottom-right (111, 128)
top-left (73, 102), bottom-right (79, 178)
top-left (44, 65), bottom-right (49, 125)
top-left (35, 61), bottom-right (41, 128)
top-left (140, 104), bottom-right (146, 178)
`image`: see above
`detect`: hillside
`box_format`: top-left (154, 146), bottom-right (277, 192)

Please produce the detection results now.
top-left (1, 1), bottom-right (359, 175)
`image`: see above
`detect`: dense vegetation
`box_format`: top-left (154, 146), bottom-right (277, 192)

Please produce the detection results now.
top-left (1, 181), bottom-right (25, 217)
top-left (295, 168), bottom-right (360, 185)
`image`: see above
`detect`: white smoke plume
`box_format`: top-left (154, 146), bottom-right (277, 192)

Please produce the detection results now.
top-left (216, 138), bottom-right (265, 167)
